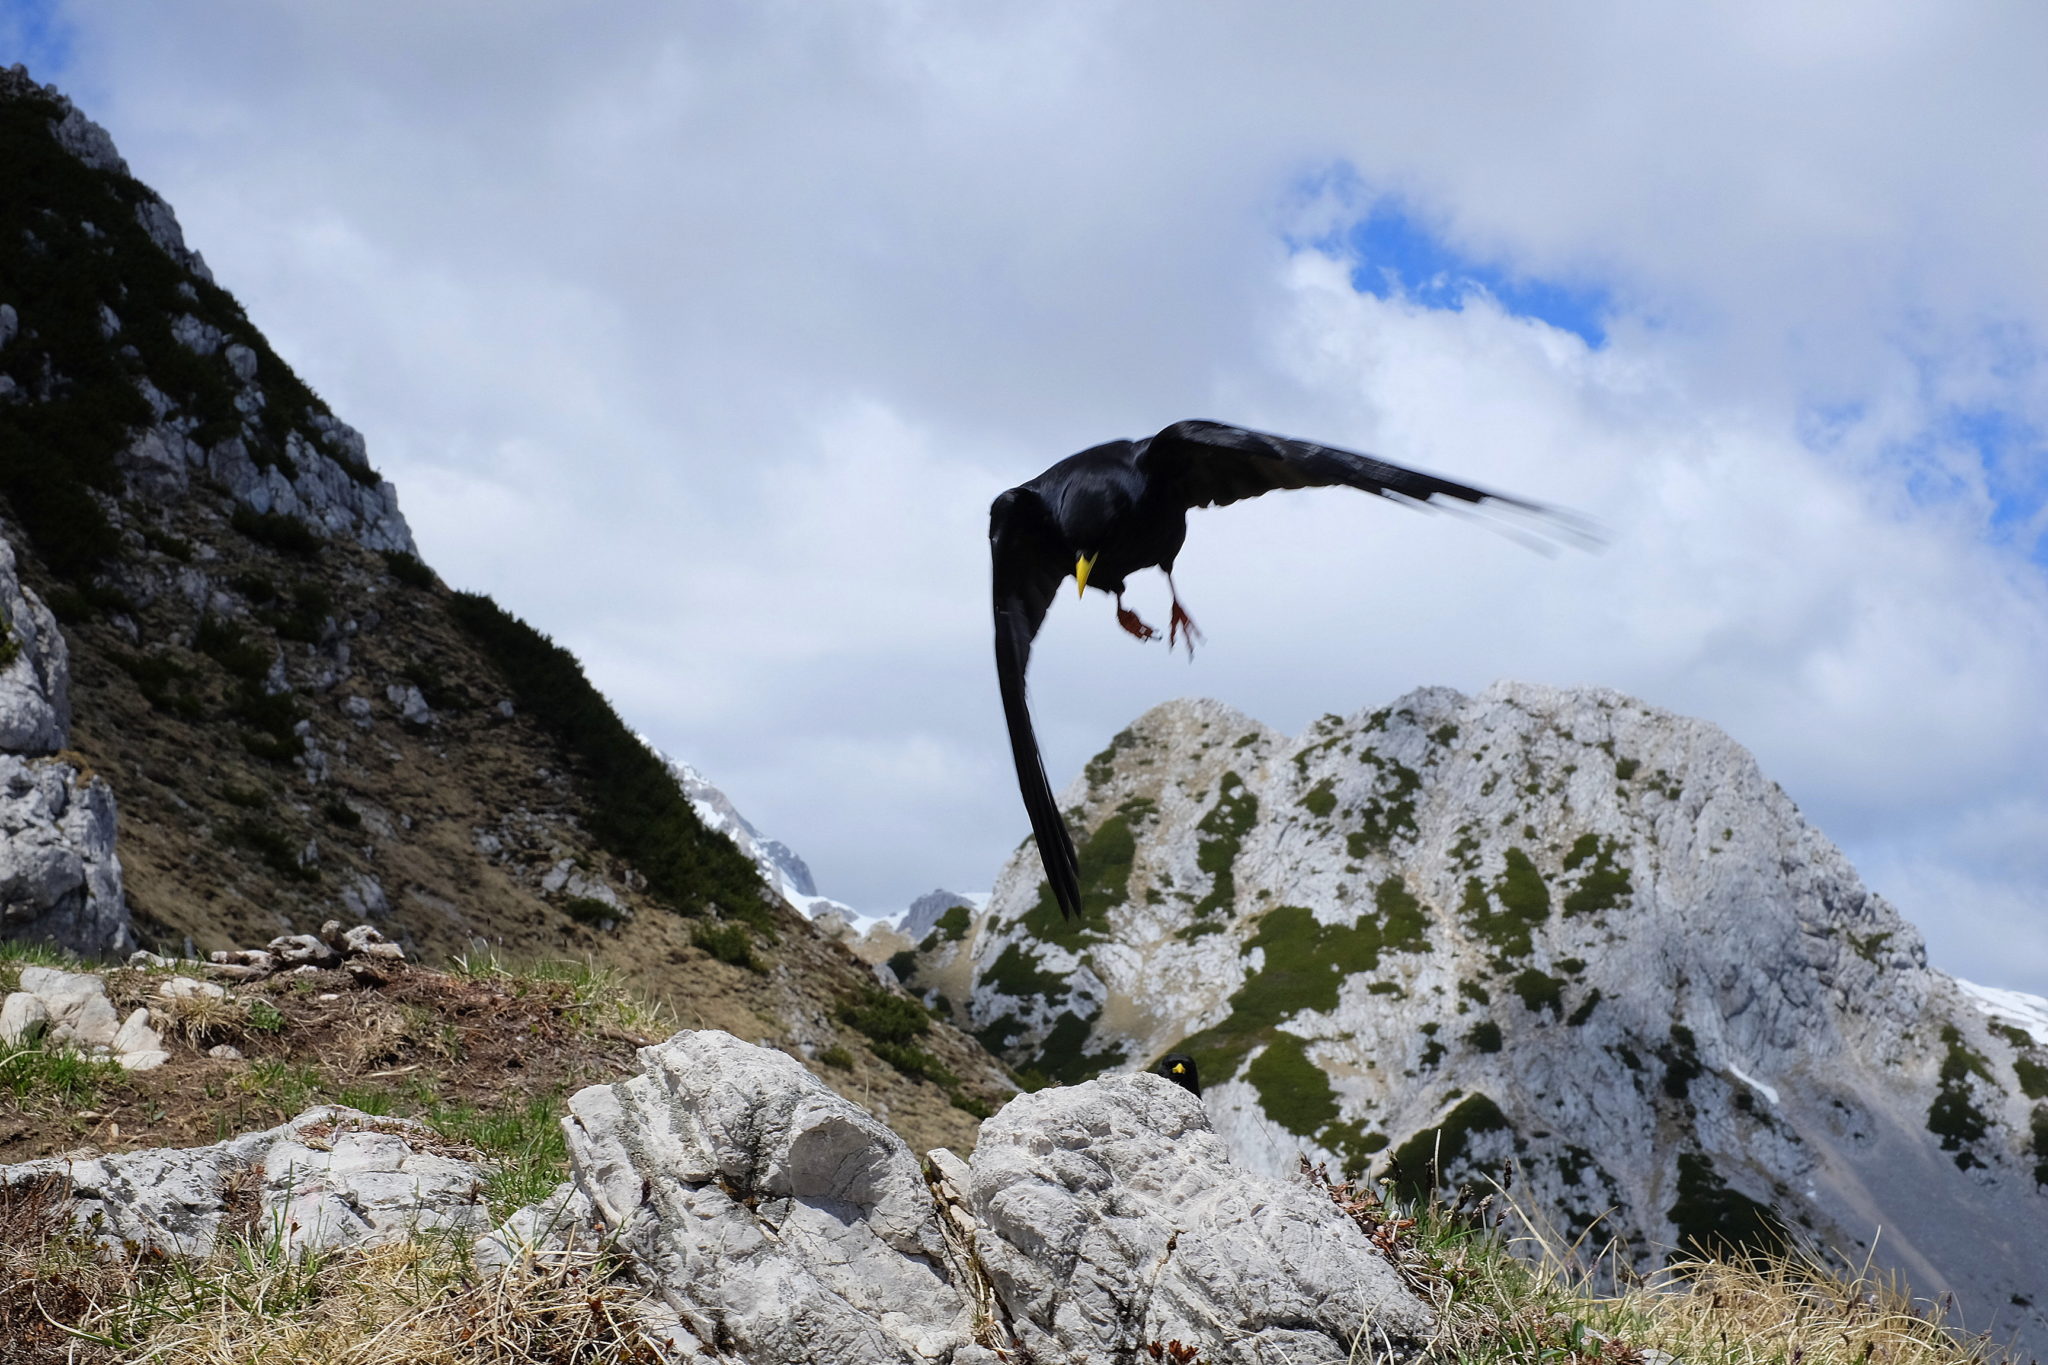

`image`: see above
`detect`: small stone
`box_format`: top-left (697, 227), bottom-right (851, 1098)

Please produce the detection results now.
top-left (0, 992), bottom-right (49, 1046)
top-left (340, 924), bottom-right (404, 960)
top-left (267, 933), bottom-right (339, 968)
top-left (206, 1044), bottom-right (244, 1061)
top-left (118, 1049), bottom-right (170, 1072)
top-left (112, 1007), bottom-right (162, 1056)
top-left (157, 976), bottom-right (227, 1001)
top-left (127, 950), bottom-right (173, 968)
top-left (210, 948), bottom-right (278, 973)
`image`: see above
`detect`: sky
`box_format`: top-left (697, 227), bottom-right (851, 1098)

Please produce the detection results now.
top-left (6, 2), bottom-right (2047, 994)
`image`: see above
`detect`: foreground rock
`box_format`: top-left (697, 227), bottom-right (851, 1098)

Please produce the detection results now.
top-left (498, 1029), bottom-right (1434, 1363)
top-left (0, 1106), bottom-right (491, 1258)
top-left (966, 1075), bottom-right (1434, 1361)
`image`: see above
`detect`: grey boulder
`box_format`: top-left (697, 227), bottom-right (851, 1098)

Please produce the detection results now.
top-left (563, 1029), bottom-right (978, 1363)
top-left (967, 1074), bottom-right (1435, 1364)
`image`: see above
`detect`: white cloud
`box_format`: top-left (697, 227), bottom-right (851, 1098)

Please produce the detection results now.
top-left (22, 1), bottom-right (2048, 987)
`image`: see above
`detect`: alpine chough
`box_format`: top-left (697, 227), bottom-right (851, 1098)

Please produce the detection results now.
top-left (990, 419), bottom-right (1589, 922)
top-left (1155, 1052), bottom-right (1201, 1096)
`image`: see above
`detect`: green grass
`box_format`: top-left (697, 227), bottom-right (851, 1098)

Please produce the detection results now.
top-left (1173, 890), bottom-right (1433, 1086)
top-left (448, 591), bottom-right (770, 927)
top-left (425, 1094), bottom-right (568, 1219)
top-left (1016, 799), bottom-right (1144, 947)
top-left (1560, 833), bottom-right (1633, 917)
top-left (1190, 771), bottom-right (1258, 922)
top-left (0, 1044), bottom-right (125, 1105)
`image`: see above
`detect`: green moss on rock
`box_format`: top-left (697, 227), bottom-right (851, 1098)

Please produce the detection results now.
top-left (1928, 1024), bottom-right (1995, 1170)
top-left (1666, 1151), bottom-right (1783, 1259)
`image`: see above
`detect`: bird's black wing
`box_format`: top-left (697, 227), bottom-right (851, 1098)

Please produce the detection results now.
top-left (1142, 418), bottom-right (1559, 520)
top-left (990, 486), bottom-right (1082, 921)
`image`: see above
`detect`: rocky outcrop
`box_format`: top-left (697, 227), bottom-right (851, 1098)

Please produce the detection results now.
top-left (0, 1105), bottom-right (492, 1259)
top-left (0, 530), bottom-right (130, 956)
top-left (908, 683), bottom-right (2048, 1352)
top-left (0, 755), bottom-right (129, 955)
top-left (488, 1029), bottom-right (1435, 1364)
top-left (1, 65), bottom-right (415, 557)
top-left (560, 1029), bottom-right (981, 1362)
top-left (0, 534), bottom-right (69, 754)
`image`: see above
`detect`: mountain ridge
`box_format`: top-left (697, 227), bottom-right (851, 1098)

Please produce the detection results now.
top-left (903, 680), bottom-right (2048, 1347)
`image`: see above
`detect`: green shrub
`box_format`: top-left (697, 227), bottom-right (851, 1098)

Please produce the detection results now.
top-left (691, 921), bottom-right (760, 970)
top-left (818, 1044), bottom-right (855, 1070)
top-left (230, 507), bottom-right (322, 558)
top-left (561, 896), bottom-right (617, 927)
top-left (382, 550), bottom-right (435, 588)
top-left (836, 986), bottom-right (930, 1045)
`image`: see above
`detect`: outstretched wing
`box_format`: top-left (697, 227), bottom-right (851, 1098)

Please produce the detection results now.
top-left (1141, 420), bottom-right (1593, 544)
top-left (990, 486), bottom-right (1082, 921)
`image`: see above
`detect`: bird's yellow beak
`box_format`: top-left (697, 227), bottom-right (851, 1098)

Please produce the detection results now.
top-left (1074, 553), bottom-right (1097, 598)
top-left (1171, 1062), bottom-right (1185, 1075)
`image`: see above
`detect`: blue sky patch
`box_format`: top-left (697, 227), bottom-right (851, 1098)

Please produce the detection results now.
top-left (1285, 165), bottom-right (1611, 349)
top-left (0, 0), bottom-right (75, 80)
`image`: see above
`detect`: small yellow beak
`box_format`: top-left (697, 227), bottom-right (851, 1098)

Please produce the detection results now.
top-left (1171, 1062), bottom-right (1185, 1075)
top-left (1074, 553), bottom-right (1097, 598)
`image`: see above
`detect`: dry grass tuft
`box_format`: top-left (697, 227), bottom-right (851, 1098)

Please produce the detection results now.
top-left (13, 1222), bottom-right (663, 1364)
top-left (1299, 1159), bottom-right (2016, 1365)
top-left (1602, 1254), bottom-right (2012, 1365)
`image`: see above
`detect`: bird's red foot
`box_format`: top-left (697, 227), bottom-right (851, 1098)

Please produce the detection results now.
top-left (1169, 600), bottom-right (1203, 656)
top-left (1117, 606), bottom-right (1159, 641)
top-left (1115, 594), bottom-right (1159, 641)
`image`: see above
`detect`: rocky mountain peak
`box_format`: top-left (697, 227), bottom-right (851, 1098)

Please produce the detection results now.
top-left (903, 680), bottom-right (2048, 1345)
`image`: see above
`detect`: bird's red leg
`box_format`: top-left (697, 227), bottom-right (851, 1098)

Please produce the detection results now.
top-left (1166, 571), bottom-right (1203, 656)
top-left (1115, 592), bottom-right (1158, 642)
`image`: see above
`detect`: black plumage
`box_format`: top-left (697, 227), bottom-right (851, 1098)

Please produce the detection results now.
top-left (990, 420), bottom-right (1587, 922)
top-left (1155, 1052), bottom-right (1202, 1097)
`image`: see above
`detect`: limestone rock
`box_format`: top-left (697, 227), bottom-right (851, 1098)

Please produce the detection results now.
top-left (0, 1106), bottom-right (491, 1259)
top-left (18, 964), bottom-right (119, 1048)
top-left (0, 990), bottom-right (48, 1045)
top-left (968, 1074), bottom-right (1433, 1363)
top-left (561, 1029), bottom-right (977, 1364)
top-left (111, 1005), bottom-right (161, 1055)
top-left (0, 532), bottom-right (71, 754)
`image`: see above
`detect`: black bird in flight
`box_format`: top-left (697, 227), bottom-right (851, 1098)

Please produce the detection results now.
top-left (990, 419), bottom-right (1591, 922)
